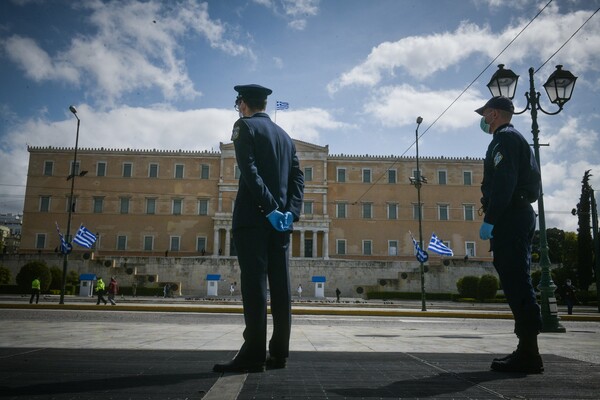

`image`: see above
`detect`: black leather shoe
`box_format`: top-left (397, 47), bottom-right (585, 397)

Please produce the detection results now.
top-left (213, 359), bottom-right (265, 373)
top-left (266, 356), bottom-right (286, 370)
top-left (491, 353), bottom-right (544, 374)
top-left (493, 350), bottom-right (517, 362)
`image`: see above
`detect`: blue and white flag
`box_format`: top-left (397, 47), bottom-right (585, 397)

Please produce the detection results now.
top-left (55, 222), bottom-right (71, 254)
top-left (73, 224), bottom-right (97, 249)
top-left (428, 233), bottom-right (454, 256)
top-left (276, 101), bottom-right (289, 110)
top-left (409, 231), bottom-right (428, 263)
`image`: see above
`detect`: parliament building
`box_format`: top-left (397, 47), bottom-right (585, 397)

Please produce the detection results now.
top-left (20, 140), bottom-right (491, 262)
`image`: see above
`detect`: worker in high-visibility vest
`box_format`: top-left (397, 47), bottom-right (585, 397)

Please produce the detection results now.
top-left (29, 277), bottom-right (41, 304)
top-left (95, 277), bottom-right (107, 305)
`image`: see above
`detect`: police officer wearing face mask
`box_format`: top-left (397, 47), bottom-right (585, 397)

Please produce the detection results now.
top-left (213, 84), bottom-right (304, 373)
top-left (476, 96), bottom-right (543, 374)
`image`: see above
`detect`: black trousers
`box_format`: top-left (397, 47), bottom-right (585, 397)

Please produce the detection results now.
top-left (96, 290), bottom-right (107, 305)
top-left (491, 204), bottom-right (542, 337)
top-left (29, 289), bottom-right (40, 304)
top-left (233, 226), bottom-right (291, 363)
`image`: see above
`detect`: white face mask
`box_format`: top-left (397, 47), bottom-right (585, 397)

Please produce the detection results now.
top-left (480, 111), bottom-right (495, 134)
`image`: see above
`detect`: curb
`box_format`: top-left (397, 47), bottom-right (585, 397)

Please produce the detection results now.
top-left (1, 303), bottom-right (599, 322)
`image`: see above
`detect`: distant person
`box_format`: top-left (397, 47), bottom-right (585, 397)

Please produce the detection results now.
top-left (213, 84), bottom-right (304, 374)
top-left (230, 283), bottom-right (235, 296)
top-left (476, 96), bottom-right (543, 374)
top-left (29, 277), bottom-right (41, 304)
top-left (107, 276), bottom-right (118, 305)
top-left (132, 282), bottom-right (137, 298)
top-left (558, 279), bottom-right (578, 315)
top-left (95, 277), bottom-right (107, 305)
top-left (297, 284), bottom-right (303, 298)
top-left (336, 288), bottom-right (341, 303)
top-left (164, 283), bottom-right (170, 298)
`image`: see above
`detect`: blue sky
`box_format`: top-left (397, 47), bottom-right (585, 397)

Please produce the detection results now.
top-left (1, 0), bottom-right (599, 232)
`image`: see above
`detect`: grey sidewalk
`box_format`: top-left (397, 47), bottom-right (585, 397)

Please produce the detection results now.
top-left (0, 297), bottom-right (599, 399)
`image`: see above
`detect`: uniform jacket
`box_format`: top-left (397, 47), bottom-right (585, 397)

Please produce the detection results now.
top-left (481, 124), bottom-right (540, 225)
top-left (108, 279), bottom-right (118, 295)
top-left (95, 279), bottom-right (105, 292)
top-left (231, 112), bottom-right (304, 230)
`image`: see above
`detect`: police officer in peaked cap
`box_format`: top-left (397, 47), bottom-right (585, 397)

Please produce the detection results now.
top-left (477, 96), bottom-right (544, 374)
top-left (213, 84), bottom-right (304, 373)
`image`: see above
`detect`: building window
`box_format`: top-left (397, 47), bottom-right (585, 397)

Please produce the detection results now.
top-left (146, 198), bottom-right (156, 215)
top-left (70, 160), bottom-right (80, 176)
top-left (362, 169), bottom-right (371, 183)
top-left (65, 196), bottom-right (77, 213)
top-left (336, 202), bottom-right (347, 218)
top-left (363, 240), bottom-right (372, 256)
top-left (123, 162), bottom-right (133, 178)
top-left (200, 164), bottom-right (210, 179)
top-left (39, 196), bottom-right (50, 212)
top-left (43, 161), bottom-right (54, 176)
top-left (337, 168), bottom-right (346, 183)
top-left (388, 169), bottom-right (397, 184)
top-left (117, 235), bottom-right (127, 250)
top-left (143, 236), bottom-right (154, 251)
top-left (172, 199), bottom-right (183, 215)
top-left (198, 199), bottom-right (209, 216)
top-left (197, 237), bottom-right (207, 253)
top-left (304, 167), bottom-right (313, 182)
top-left (466, 242), bottom-right (476, 257)
top-left (170, 236), bottom-right (180, 251)
top-left (362, 202), bottom-right (372, 219)
top-left (35, 233), bottom-right (46, 249)
top-left (97, 161), bottom-right (106, 177)
top-left (336, 239), bottom-right (346, 255)
top-left (93, 197), bottom-right (104, 213)
top-left (120, 197), bottom-right (130, 214)
top-left (388, 240), bottom-right (398, 256)
top-left (438, 170), bottom-right (447, 185)
top-left (387, 203), bottom-right (398, 220)
top-left (464, 204), bottom-right (475, 221)
top-left (463, 171), bottom-right (472, 186)
top-left (304, 201), bottom-right (313, 215)
top-left (412, 203), bottom-right (423, 220)
top-left (149, 163), bottom-right (158, 178)
top-left (438, 204), bottom-right (449, 221)
top-left (175, 164), bottom-right (184, 179)
top-left (234, 165), bottom-right (241, 179)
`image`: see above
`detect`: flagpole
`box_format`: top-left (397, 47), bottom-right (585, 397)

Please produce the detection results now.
top-left (60, 106), bottom-right (80, 304)
top-left (410, 117), bottom-right (427, 312)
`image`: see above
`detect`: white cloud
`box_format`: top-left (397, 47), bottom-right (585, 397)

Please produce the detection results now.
top-left (271, 107), bottom-right (352, 144)
top-left (2, 0), bottom-right (255, 106)
top-left (327, 4), bottom-right (600, 94)
top-left (253, 0), bottom-right (319, 30)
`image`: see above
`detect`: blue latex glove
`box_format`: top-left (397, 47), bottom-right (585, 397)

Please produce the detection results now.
top-left (267, 210), bottom-right (286, 232)
top-left (283, 211), bottom-right (293, 231)
top-left (479, 222), bottom-right (494, 240)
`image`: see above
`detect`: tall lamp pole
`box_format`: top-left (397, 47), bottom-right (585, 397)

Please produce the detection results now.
top-left (410, 116), bottom-right (427, 312)
top-left (487, 64), bottom-right (577, 332)
top-left (59, 105), bottom-right (81, 304)
top-left (591, 189), bottom-right (600, 313)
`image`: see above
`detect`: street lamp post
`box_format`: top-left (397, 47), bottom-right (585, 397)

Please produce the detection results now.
top-left (486, 64), bottom-right (577, 332)
top-left (59, 105), bottom-right (81, 305)
top-left (591, 189), bottom-right (600, 313)
top-left (410, 117), bottom-right (427, 312)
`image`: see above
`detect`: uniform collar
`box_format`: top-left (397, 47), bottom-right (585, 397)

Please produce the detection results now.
top-left (493, 123), bottom-right (512, 135)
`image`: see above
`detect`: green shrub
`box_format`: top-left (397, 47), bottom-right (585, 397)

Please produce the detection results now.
top-left (457, 276), bottom-right (479, 298)
top-left (531, 269), bottom-right (558, 291)
top-left (16, 261), bottom-right (51, 292)
top-left (365, 291), bottom-right (453, 301)
top-left (478, 274), bottom-right (499, 300)
top-left (49, 266), bottom-right (63, 290)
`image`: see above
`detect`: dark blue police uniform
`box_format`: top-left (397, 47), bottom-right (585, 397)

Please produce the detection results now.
top-left (481, 123), bottom-right (542, 338)
top-left (229, 92), bottom-right (304, 366)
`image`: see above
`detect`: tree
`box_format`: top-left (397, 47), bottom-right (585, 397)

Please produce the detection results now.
top-left (0, 265), bottom-right (11, 284)
top-left (532, 228), bottom-right (565, 264)
top-left (16, 261), bottom-right (51, 292)
top-left (575, 170), bottom-right (594, 290)
top-left (49, 266), bottom-right (63, 290)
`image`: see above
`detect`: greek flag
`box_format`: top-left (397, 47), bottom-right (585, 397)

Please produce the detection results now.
top-left (428, 233), bottom-right (454, 256)
top-left (55, 222), bottom-right (71, 254)
top-left (409, 231), bottom-right (428, 263)
top-left (73, 224), bottom-right (97, 249)
top-left (276, 101), bottom-right (289, 110)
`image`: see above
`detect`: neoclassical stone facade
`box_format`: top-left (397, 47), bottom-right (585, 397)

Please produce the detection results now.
top-left (21, 140), bottom-right (490, 262)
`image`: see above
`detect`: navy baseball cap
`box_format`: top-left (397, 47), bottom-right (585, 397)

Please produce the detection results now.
top-left (234, 84), bottom-right (272, 101)
top-left (475, 96), bottom-right (514, 115)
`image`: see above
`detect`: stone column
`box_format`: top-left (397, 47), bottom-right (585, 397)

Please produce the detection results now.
top-left (225, 228), bottom-right (231, 256)
top-left (312, 231), bottom-right (317, 258)
top-left (300, 230), bottom-right (305, 258)
top-left (213, 228), bottom-right (219, 257)
top-left (323, 230), bottom-right (329, 259)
